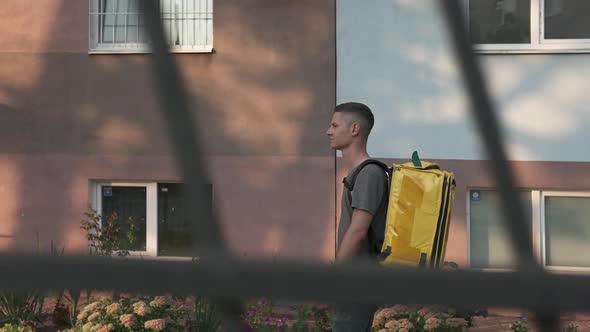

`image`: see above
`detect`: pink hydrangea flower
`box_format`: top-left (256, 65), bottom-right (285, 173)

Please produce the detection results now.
top-left (385, 319), bottom-right (399, 329)
top-left (150, 296), bottom-right (169, 308)
top-left (119, 313), bottom-right (136, 328)
top-left (424, 317), bottom-right (442, 331)
top-left (133, 302), bottom-right (151, 316)
top-left (77, 311), bottom-right (88, 320)
top-left (87, 312), bottom-right (100, 322)
top-left (105, 302), bottom-right (121, 314)
top-left (144, 318), bottom-right (167, 331)
top-left (82, 322), bottom-right (93, 331)
top-left (372, 316), bottom-right (384, 327)
top-left (398, 318), bottom-right (414, 330)
top-left (84, 302), bottom-right (101, 312)
top-left (96, 323), bottom-right (114, 332)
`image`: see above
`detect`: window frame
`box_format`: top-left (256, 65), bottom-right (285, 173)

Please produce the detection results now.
top-left (540, 191), bottom-right (590, 273)
top-left (466, 0), bottom-right (590, 54)
top-left (91, 181), bottom-right (158, 256)
top-left (88, 0), bottom-right (214, 54)
top-left (467, 188), bottom-right (590, 274)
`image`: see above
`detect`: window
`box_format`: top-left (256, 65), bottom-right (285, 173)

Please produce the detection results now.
top-left (468, 189), bottom-right (590, 272)
top-left (467, 0), bottom-right (590, 53)
top-left (88, 0), bottom-right (213, 53)
top-left (90, 181), bottom-right (213, 257)
top-left (469, 190), bottom-right (533, 269)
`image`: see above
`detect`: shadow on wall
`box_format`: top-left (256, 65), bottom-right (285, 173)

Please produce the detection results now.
top-left (0, 0), bottom-right (336, 261)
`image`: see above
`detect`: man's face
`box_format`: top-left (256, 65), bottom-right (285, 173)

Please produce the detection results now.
top-left (326, 112), bottom-right (353, 150)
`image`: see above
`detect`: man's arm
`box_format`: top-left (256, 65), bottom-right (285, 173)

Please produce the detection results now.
top-left (335, 208), bottom-right (373, 263)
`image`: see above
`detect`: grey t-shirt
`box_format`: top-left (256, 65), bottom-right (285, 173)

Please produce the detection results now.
top-left (337, 163), bottom-right (388, 261)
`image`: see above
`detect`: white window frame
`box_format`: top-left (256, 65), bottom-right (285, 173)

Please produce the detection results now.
top-left (467, 189), bottom-right (590, 274)
top-left (540, 191), bottom-right (590, 274)
top-left (465, 0), bottom-right (590, 54)
top-left (88, 0), bottom-right (214, 54)
top-left (90, 181), bottom-right (158, 256)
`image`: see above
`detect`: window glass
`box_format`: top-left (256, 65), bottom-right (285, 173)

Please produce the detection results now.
top-left (544, 0), bottom-right (590, 39)
top-left (545, 196), bottom-right (590, 267)
top-left (469, 0), bottom-right (531, 44)
top-left (94, 0), bottom-right (212, 49)
top-left (101, 186), bottom-right (147, 251)
top-left (469, 190), bottom-right (532, 269)
top-left (157, 183), bottom-right (212, 256)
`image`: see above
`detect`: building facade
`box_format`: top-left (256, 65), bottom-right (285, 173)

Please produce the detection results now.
top-left (2, 0), bottom-right (590, 274)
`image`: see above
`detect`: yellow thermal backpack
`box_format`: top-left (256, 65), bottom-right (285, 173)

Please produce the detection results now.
top-left (343, 151), bottom-right (456, 268)
top-left (380, 152), bottom-right (456, 268)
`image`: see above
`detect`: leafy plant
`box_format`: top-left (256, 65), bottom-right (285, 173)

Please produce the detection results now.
top-left (289, 304), bottom-right (331, 332)
top-left (51, 298), bottom-right (70, 327)
top-left (242, 299), bottom-right (289, 331)
top-left (510, 317), bottom-right (529, 332)
top-left (0, 323), bottom-right (34, 332)
top-left (0, 291), bottom-right (44, 326)
top-left (185, 297), bottom-right (222, 332)
top-left (80, 207), bottom-right (138, 257)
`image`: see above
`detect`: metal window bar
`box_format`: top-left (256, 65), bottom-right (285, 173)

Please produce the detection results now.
top-left (89, 0), bottom-right (212, 51)
top-left (124, 0), bottom-right (129, 44)
top-left (2, 1), bottom-right (581, 331)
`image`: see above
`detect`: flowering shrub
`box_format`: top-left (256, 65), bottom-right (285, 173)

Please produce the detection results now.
top-left (372, 305), bottom-right (471, 332)
top-left (75, 295), bottom-right (187, 331)
top-left (242, 299), bottom-right (289, 331)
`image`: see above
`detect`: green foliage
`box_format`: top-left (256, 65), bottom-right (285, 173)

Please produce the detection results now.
top-left (51, 299), bottom-right (70, 327)
top-left (242, 300), bottom-right (331, 332)
top-left (289, 305), bottom-right (331, 332)
top-left (510, 318), bottom-right (529, 332)
top-left (186, 297), bottom-right (222, 332)
top-left (243, 299), bottom-right (289, 331)
top-left (0, 291), bottom-right (43, 326)
top-left (80, 207), bottom-right (138, 257)
top-left (0, 323), bottom-right (34, 332)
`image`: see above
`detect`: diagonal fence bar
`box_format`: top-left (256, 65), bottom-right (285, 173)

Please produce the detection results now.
top-left (2, 255), bottom-right (590, 312)
top-left (138, 1), bottom-right (245, 330)
top-left (438, 1), bottom-right (558, 330)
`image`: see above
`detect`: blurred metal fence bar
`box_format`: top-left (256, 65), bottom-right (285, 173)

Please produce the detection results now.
top-left (138, 0), bottom-right (222, 254)
top-left (438, 1), bottom-right (558, 330)
top-left (139, 1), bottom-right (245, 329)
top-left (2, 255), bottom-right (590, 312)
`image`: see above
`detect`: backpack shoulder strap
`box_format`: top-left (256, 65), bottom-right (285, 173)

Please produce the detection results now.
top-left (343, 159), bottom-right (390, 192)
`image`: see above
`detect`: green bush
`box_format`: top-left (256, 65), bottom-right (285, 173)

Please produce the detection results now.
top-left (0, 291), bottom-right (44, 326)
top-left (0, 323), bottom-right (34, 332)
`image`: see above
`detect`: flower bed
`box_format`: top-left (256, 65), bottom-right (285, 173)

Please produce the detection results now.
top-left (372, 304), bottom-right (480, 332)
top-left (72, 295), bottom-right (191, 332)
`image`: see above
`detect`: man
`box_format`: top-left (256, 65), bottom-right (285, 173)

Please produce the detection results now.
top-left (326, 102), bottom-right (388, 331)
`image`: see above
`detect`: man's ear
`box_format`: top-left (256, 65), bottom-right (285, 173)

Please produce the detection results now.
top-left (351, 122), bottom-right (361, 137)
